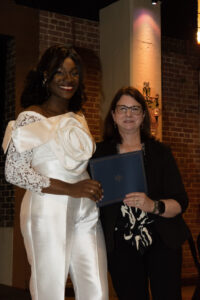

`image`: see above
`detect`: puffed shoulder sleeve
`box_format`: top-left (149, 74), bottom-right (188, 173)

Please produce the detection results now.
top-left (10, 116), bottom-right (54, 153)
top-left (50, 112), bottom-right (95, 175)
top-left (3, 112), bottom-right (50, 194)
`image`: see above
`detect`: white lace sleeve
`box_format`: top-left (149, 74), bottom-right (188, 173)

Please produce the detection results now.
top-left (5, 112), bottom-right (50, 194)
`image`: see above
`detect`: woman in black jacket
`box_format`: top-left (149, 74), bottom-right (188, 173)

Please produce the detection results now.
top-left (92, 86), bottom-right (190, 300)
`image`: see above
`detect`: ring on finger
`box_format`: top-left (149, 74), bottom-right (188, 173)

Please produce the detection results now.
top-left (135, 199), bottom-right (139, 206)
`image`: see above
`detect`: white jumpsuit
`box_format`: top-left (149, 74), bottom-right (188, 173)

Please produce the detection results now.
top-left (3, 111), bottom-right (108, 300)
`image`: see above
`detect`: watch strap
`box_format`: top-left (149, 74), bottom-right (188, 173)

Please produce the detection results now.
top-left (152, 200), bottom-right (165, 215)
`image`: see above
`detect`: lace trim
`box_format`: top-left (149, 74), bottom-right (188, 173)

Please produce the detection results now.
top-left (5, 112), bottom-right (50, 194)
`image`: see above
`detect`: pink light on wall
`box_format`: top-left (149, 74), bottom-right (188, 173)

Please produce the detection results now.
top-left (133, 9), bottom-right (160, 38)
top-left (131, 5), bottom-right (161, 139)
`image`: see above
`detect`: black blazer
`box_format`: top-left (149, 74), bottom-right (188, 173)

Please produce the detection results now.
top-left (92, 138), bottom-right (190, 252)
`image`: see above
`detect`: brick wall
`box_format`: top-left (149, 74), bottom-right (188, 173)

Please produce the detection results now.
top-left (0, 37), bottom-right (16, 227)
top-left (162, 37), bottom-right (200, 280)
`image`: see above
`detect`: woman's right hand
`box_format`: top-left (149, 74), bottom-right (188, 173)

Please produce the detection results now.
top-left (42, 178), bottom-right (103, 203)
top-left (68, 179), bottom-right (103, 202)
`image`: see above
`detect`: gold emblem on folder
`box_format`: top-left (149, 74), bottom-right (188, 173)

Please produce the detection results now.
top-left (115, 174), bottom-right (123, 182)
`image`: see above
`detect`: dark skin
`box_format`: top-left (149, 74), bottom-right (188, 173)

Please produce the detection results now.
top-left (24, 56), bottom-right (102, 202)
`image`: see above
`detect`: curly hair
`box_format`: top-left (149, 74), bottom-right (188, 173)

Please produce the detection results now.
top-left (103, 86), bottom-right (152, 143)
top-left (20, 45), bottom-right (86, 112)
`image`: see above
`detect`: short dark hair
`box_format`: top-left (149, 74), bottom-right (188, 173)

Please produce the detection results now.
top-left (21, 45), bottom-right (86, 112)
top-left (103, 86), bottom-right (151, 143)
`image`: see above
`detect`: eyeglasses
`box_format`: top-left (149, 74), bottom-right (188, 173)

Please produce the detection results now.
top-left (115, 105), bottom-right (143, 115)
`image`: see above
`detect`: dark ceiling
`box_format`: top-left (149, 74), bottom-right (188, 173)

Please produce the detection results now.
top-left (15, 0), bottom-right (118, 21)
top-left (15, 0), bottom-right (197, 40)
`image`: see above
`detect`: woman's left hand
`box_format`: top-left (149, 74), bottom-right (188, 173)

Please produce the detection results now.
top-left (123, 192), bottom-right (154, 213)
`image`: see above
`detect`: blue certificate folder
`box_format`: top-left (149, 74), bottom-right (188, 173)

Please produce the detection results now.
top-left (89, 150), bottom-right (148, 207)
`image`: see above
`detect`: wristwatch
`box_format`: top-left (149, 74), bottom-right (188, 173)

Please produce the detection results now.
top-left (152, 200), bottom-right (165, 215)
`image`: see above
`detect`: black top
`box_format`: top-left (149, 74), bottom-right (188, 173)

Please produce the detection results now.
top-left (92, 138), bottom-right (190, 252)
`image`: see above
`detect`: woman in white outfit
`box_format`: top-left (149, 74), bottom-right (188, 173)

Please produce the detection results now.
top-left (2, 45), bottom-right (108, 300)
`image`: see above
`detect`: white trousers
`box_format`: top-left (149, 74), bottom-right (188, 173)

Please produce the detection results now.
top-left (20, 191), bottom-right (108, 300)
